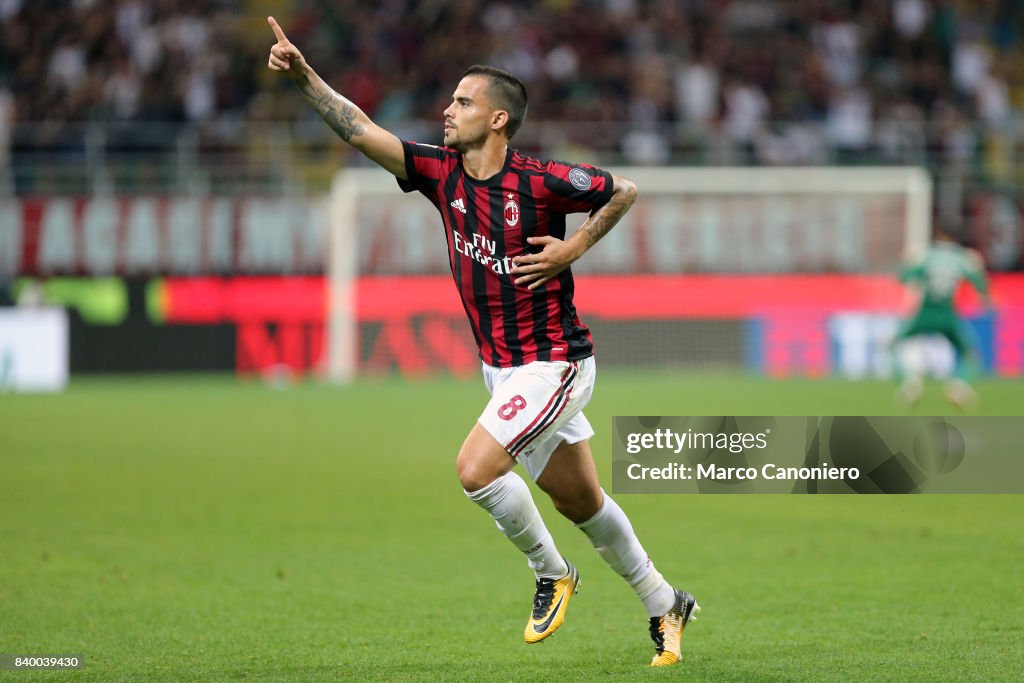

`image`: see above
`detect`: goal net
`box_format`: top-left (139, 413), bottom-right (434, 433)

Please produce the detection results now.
top-left (326, 166), bottom-right (932, 381)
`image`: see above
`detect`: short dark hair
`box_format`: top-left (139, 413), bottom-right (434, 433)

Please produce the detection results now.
top-left (462, 65), bottom-right (529, 139)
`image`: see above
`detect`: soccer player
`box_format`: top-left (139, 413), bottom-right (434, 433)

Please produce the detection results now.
top-left (892, 230), bottom-right (992, 410)
top-left (267, 17), bottom-right (699, 667)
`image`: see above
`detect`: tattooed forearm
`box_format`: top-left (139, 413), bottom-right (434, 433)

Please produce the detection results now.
top-left (316, 93), bottom-right (366, 142)
top-left (295, 74), bottom-right (366, 142)
top-left (579, 179), bottom-right (638, 248)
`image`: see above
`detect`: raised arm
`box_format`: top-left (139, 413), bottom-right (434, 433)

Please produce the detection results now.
top-left (512, 174), bottom-right (639, 290)
top-left (266, 16), bottom-right (406, 179)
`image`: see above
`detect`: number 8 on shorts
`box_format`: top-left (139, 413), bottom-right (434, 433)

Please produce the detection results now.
top-left (478, 359), bottom-right (596, 473)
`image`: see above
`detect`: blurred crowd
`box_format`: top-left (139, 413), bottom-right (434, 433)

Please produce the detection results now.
top-left (1, 0), bottom-right (251, 124)
top-left (2, 0), bottom-right (1023, 169)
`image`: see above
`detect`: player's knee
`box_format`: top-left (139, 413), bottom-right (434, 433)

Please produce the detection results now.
top-left (456, 452), bottom-right (500, 493)
top-left (550, 489), bottom-right (601, 524)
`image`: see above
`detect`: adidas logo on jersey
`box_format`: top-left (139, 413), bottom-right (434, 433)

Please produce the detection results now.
top-left (450, 197), bottom-right (467, 214)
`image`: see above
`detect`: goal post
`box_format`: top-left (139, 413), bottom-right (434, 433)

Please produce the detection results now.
top-left (325, 169), bottom-right (362, 384)
top-left (326, 166), bottom-right (933, 382)
top-left (610, 166), bottom-right (932, 259)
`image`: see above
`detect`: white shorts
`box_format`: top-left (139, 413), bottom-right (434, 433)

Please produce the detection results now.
top-left (477, 356), bottom-right (596, 481)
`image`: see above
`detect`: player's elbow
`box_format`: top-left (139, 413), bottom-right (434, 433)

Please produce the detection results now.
top-left (613, 176), bottom-right (638, 206)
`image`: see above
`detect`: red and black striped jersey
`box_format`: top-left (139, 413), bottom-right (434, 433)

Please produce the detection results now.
top-left (396, 141), bottom-right (614, 368)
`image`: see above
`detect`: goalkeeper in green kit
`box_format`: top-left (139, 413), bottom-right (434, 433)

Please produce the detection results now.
top-left (892, 230), bottom-right (992, 409)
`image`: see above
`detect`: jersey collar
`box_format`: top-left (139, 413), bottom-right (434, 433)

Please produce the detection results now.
top-left (461, 147), bottom-right (514, 187)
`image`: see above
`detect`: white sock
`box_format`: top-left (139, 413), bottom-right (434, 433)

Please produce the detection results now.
top-left (465, 472), bottom-right (568, 579)
top-left (576, 490), bottom-right (676, 617)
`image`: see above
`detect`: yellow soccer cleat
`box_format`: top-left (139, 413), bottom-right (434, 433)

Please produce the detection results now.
top-left (524, 559), bottom-right (580, 644)
top-left (649, 589), bottom-right (700, 666)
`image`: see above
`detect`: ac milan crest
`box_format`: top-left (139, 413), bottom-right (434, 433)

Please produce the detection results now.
top-left (504, 194), bottom-right (520, 227)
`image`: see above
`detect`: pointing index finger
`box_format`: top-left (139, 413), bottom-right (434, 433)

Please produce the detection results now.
top-left (267, 16), bottom-right (288, 43)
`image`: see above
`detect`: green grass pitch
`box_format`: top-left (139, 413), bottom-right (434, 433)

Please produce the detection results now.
top-left (1, 371), bottom-right (1022, 681)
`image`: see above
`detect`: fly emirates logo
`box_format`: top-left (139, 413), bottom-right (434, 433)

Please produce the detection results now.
top-left (452, 230), bottom-right (515, 276)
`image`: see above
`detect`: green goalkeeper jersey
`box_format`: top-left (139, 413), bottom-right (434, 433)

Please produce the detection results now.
top-left (900, 240), bottom-right (988, 311)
